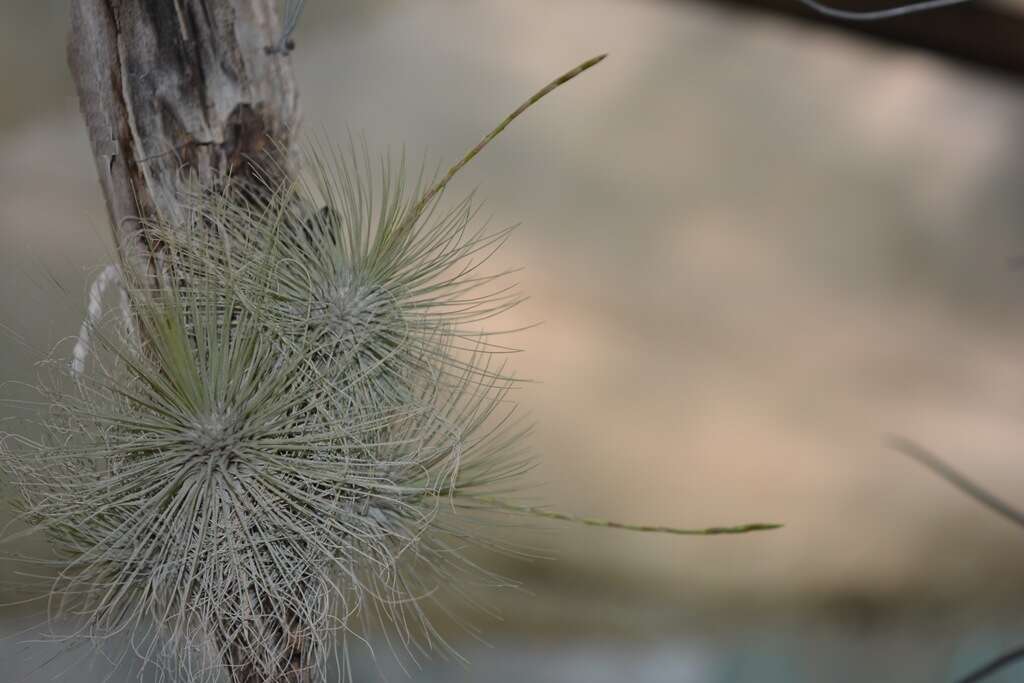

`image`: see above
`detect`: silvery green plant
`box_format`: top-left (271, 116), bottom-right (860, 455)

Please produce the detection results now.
top-left (159, 140), bottom-right (523, 417)
top-left (2, 56), bottom-right (778, 683)
top-left (5, 270), bottom-right (525, 681)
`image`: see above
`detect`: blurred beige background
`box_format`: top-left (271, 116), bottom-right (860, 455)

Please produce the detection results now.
top-left (4, 1), bottom-right (1024, 680)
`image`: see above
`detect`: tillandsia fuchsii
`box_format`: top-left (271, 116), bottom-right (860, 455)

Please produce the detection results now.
top-left (1, 55), bottom-right (780, 683)
top-left (152, 141), bottom-right (525, 419)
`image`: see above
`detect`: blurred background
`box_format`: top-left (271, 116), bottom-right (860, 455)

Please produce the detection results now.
top-left (4, 1), bottom-right (1024, 680)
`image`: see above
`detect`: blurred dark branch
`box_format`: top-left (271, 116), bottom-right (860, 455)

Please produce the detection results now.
top-left (679, 0), bottom-right (1024, 82)
top-left (957, 644), bottom-right (1024, 682)
top-left (887, 438), bottom-right (1024, 681)
top-left (796, 0), bottom-right (972, 21)
top-left (887, 436), bottom-right (1024, 531)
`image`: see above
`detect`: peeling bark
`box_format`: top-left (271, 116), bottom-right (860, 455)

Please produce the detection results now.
top-left (68, 0), bottom-right (299, 268)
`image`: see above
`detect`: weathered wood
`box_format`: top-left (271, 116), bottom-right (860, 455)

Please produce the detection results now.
top-left (68, 2), bottom-right (308, 681)
top-left (68, 0), bottom-right (300, 268)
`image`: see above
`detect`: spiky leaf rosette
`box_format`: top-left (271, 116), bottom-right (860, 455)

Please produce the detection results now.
top-left (151, 143), bottom-right (525, 417)
top-left (0, 264), bottom-right (529, 682)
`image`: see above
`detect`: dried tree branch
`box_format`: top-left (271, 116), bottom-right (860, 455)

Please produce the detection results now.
top-left (67, 2), bottom-right (307, 681)
top-left (68, 0), bottom-right (300, 270)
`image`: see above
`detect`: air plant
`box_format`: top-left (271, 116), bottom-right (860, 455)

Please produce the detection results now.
top-left (156, 137), bottom-right (524, 417)
top-left (1, 56), bottom-right (779, 683)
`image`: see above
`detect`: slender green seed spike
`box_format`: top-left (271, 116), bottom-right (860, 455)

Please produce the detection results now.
top-left (409, 54), bottom-right (608, 224)
top-left (473, 496), bottom-right (783, 536)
